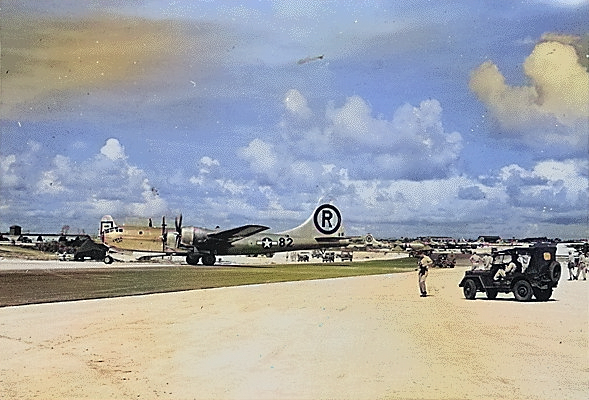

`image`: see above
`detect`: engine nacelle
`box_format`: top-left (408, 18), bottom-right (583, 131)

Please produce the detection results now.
top-left (180, 226), bottom-right (209, 246)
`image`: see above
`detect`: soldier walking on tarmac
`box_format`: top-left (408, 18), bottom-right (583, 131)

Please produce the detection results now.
top-left (568, 250), bottom-right (577, 280)
top-left (575, 252), bottom-right (587, 280)
top-left (418, 252), bottom-right (433, 297)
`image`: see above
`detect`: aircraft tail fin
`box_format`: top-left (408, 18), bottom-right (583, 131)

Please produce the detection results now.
top-left (278, 204), bottom-right (346, 238)
top-left (99, 215), bottom-right (116, 243)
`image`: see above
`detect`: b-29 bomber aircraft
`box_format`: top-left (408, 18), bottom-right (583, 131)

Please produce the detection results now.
top-left (100, 204), bottom-right (349, 265)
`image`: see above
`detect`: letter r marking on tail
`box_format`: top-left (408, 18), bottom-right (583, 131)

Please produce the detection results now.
top-left (322, 210), bottom-right (333, 229)
top-left (313, 204), bottom-right (341, 235)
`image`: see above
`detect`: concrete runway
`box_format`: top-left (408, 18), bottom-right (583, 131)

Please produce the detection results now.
top-left (0, 259), bottom-right (587, 399)
top-left (0, 258), bottom-right (171, 270)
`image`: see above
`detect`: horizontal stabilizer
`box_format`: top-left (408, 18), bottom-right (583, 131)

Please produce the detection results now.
top-left (315, 236), bottom-right (349, 243)
top-left (208, 224), bottom-right (269, 242)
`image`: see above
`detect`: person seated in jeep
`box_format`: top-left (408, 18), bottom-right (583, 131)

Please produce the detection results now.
top-left (493, 255), bottom-right (522, 281)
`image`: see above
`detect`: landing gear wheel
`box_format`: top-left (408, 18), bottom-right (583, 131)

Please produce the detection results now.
top-left (485, 288), bottom-right (498, 300)
top-left (513, 280), bottom-right (533, 302)
top-left (533, 287), bottom-right (553, 301)
top-left (202, 254), bottom-right (216, 266)
top-left (463, 279), bottom-right (477, 300)
top-left (104, 255), bottom-right (114, 264)
top-left (186, 253), bottom-right (200, 266)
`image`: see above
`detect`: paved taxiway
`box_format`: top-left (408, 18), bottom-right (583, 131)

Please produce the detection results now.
top-left (0, 258), bottom-right (169, 270)
top-left (0, 259), bottom-right (587, 399)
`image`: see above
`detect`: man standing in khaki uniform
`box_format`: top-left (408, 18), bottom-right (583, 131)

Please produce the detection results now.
top-left (418, 253), bottom-right (433, 297)
top-left (575, 252), bottom-right (587, 280)
top-left (568, 250), bottom-right (577, 280)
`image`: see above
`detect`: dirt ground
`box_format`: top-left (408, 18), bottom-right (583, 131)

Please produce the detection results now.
top-left (0, 263), bottom-right (587, 400)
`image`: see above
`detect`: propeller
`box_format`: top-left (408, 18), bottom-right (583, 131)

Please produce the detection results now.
top-left (174, 214), bottom-right (183, 248)
top-left (161, 216), bottom-right (167, 252)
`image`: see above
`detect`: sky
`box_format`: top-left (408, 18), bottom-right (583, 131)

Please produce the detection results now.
top-left (1, 0), bottom-right (588, 240)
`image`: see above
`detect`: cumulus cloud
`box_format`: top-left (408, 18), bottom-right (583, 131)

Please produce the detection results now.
top-left (525, 41), bottom-right (588, 123)
top-left (189, 156), bottom-right (224, 188)
top-left (250, 91), bottom-right (463, 183)
top-left (283, 89), bottom-right (312, 119)
top-left (0, 155), bottom-right (19, 188)
top-left (458, 186), bottom-right (486, 200)
top-left (229, 90), bottom-right (472, 229)
top-left (230, 91), bottom-right (468, 223)
top-left (0, 139), bottom-right (168, 231)
top-left (195, 156), bottom-right (221, 176)
top-left (199, 156), bottom-right (220, 168)
top-left (470, 34), bottom-right (589, 154)
top-left (334, 156), bottom-right (587, 238)
top-left (491, 159), bottom-right (588, 211)
top-left (131, 178), bottom-right (168, 217)
top-left (238, 138), bottom-right (279, 176)
top-left (326, 96), bottom-right (463, 180)
top-left (100, 138), bottom-right (127, 161)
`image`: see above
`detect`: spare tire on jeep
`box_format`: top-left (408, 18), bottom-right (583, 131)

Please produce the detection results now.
top-left (548, 261), bottom-right (561, 284)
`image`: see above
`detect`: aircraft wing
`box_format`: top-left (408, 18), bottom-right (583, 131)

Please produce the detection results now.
top-left (208, 224), bottom-right (269, 242)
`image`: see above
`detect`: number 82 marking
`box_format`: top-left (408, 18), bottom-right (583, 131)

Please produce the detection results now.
top-left (279, 237), bottom-right (293, 247)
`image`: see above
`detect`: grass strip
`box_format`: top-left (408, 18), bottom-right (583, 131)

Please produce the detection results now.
top-left (0, 258), bottom-right (417, 307)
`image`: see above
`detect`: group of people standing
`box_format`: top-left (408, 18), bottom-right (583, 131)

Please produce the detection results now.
top-left (468, 252), bottom-right (492, 271)
top-left (567, 250), bottom-right (587, 280)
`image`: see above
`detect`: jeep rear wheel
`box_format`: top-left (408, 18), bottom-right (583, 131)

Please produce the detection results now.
top-left (533, 287), bottom-right (552, 302)
top-left (513, 280), bottom-right (533, 302)
top-left (463, 279), bottom-right (477, 300)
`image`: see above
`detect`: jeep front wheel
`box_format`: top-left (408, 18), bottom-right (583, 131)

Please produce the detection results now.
top-left (533, 287), bottom-right (552, 302)
top-left (485, 288), bottom-right (498, 300)
top-left (463, 279), bottom-right (477, 300)
top-left (513, 280), bottom-right (533, 302)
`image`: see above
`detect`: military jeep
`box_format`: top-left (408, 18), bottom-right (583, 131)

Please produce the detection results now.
top-left (458, 244), bottom-right (561, 301)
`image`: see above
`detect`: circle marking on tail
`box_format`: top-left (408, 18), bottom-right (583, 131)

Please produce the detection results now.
top-left (313, 204), bottom-right (341, 235)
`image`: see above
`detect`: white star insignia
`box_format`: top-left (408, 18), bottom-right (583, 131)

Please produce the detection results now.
top-left (257, 237), bottom-right (274, 249)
